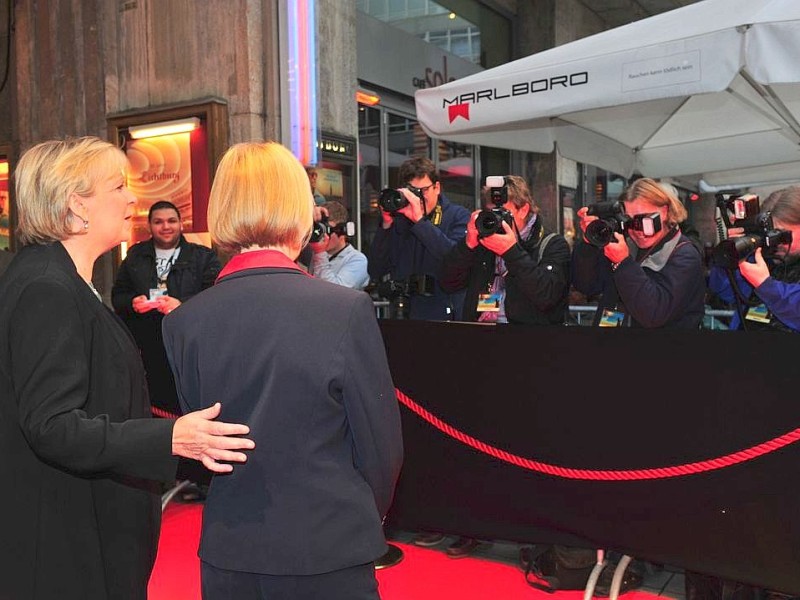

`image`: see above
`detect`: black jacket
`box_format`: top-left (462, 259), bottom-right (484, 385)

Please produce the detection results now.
top-left (112, 236), bottom-right (220, 413)
top-left (0, 242), bottom-right (177, 600)
top-left (112, 236), bottom-right (221, 317)
top-left (440, 218), bottom-right (571, 325)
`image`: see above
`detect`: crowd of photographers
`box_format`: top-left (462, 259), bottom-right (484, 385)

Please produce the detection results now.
top-left (351, 156), bottom-right (800, 334)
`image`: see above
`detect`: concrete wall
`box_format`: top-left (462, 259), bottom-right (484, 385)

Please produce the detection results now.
top-left (317, 0), bottom-right (357, 141)
top-left (510, 0), bottom-right (605, 234)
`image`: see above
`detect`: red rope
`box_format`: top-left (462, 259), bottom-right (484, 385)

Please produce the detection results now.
top-left (394, 388), bottom-right (800, 481)
top-left (151, 406), bottom-right (179, 420)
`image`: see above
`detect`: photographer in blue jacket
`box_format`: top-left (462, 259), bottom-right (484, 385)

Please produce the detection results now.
top-left (708, 186), bottom-right (800, 332)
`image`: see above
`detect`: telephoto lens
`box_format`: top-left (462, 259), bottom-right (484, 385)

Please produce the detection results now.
top-left (378, 189), bottom-right (409, 213)
top-left (475, 207), bottom-right (512, 238)
top-left (585, 201), bottom-right (628, 247)
top-left (712, 236), bottom-right (763, 269)
top-left (584, 219), bottom-right (619, 247)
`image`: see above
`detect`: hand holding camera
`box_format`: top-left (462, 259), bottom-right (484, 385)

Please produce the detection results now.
top-left (378, 187), bottom-right (425, 223)
top-left (480, 219), bottom-right (516, 256)
top-left (603, 232), bottom-right (629, 265)
top-left (738, 247), bottom-right (771, 288)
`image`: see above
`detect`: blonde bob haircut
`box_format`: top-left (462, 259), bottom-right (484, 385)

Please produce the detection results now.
top-left (15, 136), bottom-right (128, 246)
top-left (208, 142), bottom-right (314, 254)
top-left (622, 177), bottom-right (687, 227)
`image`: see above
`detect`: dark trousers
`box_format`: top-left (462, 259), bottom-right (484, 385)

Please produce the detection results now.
top-left (201, 561), bottom-right (379, 600)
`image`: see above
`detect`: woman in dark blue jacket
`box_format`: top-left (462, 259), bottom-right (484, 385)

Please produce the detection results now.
top-left (572, 177), bottom-right (705, 329)
top-left (163, 141), bottom-right (403, 600)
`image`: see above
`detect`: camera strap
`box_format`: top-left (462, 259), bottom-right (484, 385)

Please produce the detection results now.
top-left (427, 204), bottom-right (443, 226)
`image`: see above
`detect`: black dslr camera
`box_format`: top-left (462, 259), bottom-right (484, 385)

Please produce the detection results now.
top-left (377, 186), bottom-right (425, 214)
top-left (310, 215), bottom-right (332, 243)
top-left (476, 175), bottom-right (513, 238)
top-left (712, 211), bottom-right (793, 269)
top-left (585, 201), bottom-right (662, 247)
top-left (476, 207), bottom-right (513, 238)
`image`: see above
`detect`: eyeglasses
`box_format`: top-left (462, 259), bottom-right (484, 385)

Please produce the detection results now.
top-left (406, 183), bottom-right (435, 196)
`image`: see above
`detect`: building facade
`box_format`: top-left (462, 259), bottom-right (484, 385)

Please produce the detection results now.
top-left (0, 0), bottom-right (712, 295)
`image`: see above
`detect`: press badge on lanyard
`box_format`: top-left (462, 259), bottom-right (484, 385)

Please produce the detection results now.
top-left (149, 287), bottom-right (167, 302)
top-left (745, 303), bottom-right (771, 324)
top-left (477, 292), bottom-right (502, 313)
top-left (599, 308), bottom-right (626, 327)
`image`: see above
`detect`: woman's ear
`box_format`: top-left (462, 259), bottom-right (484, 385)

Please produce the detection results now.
top-left (67, 193), bottom-right (89, 232)
top-left (67, 192), bottom-right (86, 217)
top-left (518, 203), bottom-right (531, 220)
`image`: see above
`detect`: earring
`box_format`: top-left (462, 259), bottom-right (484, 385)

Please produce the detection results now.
top-left (82, 218), bottom-right (89, 231)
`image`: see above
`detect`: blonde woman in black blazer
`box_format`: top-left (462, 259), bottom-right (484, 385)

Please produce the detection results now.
top-left (163, 142), bottom-right (403, 600)
top-left (0, 137), bottom-right (254, 600)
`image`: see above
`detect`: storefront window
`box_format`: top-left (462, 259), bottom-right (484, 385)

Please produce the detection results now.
top-left (436, 140), bottom-right (475, 211)
top-left (359, 105), bottom-right (384, 255)
top-left (387, 112), bottom-right (429, 187)
top-left (357, 0), bottom-right (508, 68)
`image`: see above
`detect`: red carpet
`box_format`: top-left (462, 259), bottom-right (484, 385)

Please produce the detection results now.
top-left (149, 503), bottom-right (667, 600)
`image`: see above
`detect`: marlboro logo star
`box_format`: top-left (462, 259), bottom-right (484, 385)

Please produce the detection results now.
top-left (448, 103), bottom-right (470, 123)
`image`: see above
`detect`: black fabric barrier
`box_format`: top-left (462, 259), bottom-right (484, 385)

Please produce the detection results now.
top-left (380, 320), bottom-right (800, 595)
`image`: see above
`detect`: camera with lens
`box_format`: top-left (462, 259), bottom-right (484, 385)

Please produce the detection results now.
top-left (712, 211), bottom-right (793, 269)
top-left (476, 206), bottom-right (513, 238)
top-left (585, 201), bottom-right (631, 247)
top-left (475, 175), bottom-right (513, 238)
top-left (310, 215), bottom-right (332, 243)
top-left (584, 201), bottom-right (662, 247)
top-left (378, 186), bottom-right (425, 214)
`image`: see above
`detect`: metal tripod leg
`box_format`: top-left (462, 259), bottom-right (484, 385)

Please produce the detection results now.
top-left (609, 554), bottom-right (634, 600)
top-left (584, 549), bottom-right (608, 600)
top-left (161, 479), bottom-right (192, 512)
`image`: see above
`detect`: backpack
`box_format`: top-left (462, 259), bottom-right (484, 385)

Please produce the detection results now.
top-left (520, 545), bottom-right (596, 593)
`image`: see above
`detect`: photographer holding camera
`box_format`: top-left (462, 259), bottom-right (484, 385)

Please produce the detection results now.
top-left (308, 201), bottom-right (369, 290)
top-left (708, 186), bottom-right (800, 332)
top-left (440, 175), bottom-right (570, 324)
top-left (572, 177), bottom-right (705, 328)
top-left (368, 156), bottom-right (470, 320)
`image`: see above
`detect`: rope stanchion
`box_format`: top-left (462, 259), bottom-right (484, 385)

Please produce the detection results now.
top-left (394, 388), bottom-right (800, 481)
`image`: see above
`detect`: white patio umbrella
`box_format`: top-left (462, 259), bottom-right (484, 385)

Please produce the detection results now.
top-left (414, 0), bottom-right (800, 189)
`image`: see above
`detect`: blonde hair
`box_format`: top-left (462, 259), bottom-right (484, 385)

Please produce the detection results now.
top-left (15, 136), bottom-right (128, 246)
top-left (622, 177), bottom-right (687, 227)
top-left (208, 142), bottom-right (314, 254)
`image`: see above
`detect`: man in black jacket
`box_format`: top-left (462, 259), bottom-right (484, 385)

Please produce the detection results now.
top-left (441, 175), bottom-right (571, 325)
top-left (112, 201), bottom-right (221, 415)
